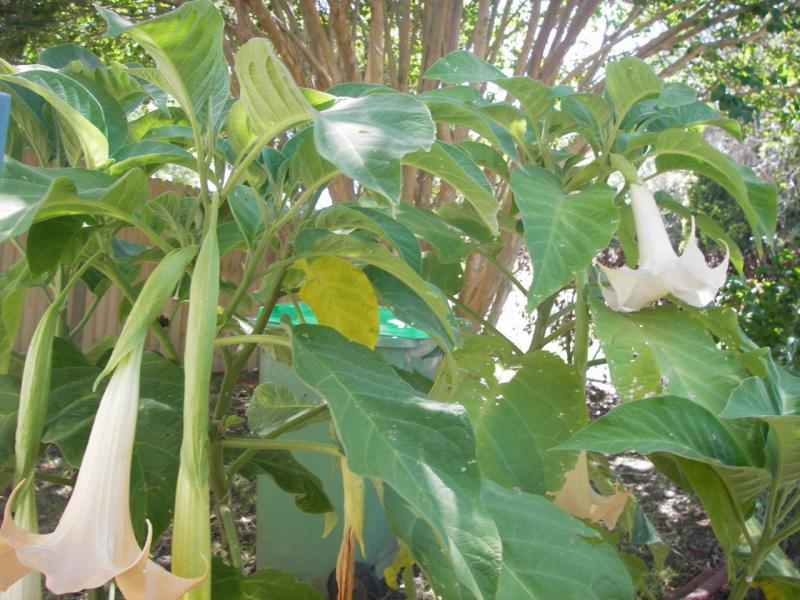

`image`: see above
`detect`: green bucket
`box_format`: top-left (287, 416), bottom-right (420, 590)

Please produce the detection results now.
top-left (256, 303), bottom-right (441, 597)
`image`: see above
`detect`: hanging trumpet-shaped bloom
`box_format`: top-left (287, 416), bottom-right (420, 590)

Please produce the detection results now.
top-left (598, 183), bottom-right (729, 312)
top-left (1, 345), bottom-right (203, 599)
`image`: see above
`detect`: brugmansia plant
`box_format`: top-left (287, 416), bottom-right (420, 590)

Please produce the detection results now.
top-left (0, 1), bottom-right (794, 599)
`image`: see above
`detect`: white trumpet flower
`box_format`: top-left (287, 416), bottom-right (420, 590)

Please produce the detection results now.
top-left (1, 345), bottom-right (203, 599)
top-left (599, 183), bottom-right (729, 312)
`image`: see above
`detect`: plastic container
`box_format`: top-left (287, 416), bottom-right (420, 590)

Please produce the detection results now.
top-left (0, 93), bottom-right (10, 175)
top-left (256, 303), bottom-right (441, 598)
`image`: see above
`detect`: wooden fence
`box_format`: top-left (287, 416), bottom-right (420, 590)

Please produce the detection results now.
top-left (4, 178), bottom-right (261, 372)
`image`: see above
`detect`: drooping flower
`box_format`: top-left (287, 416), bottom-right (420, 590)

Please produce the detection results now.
top-left (598, 183), bottom-right (728, 312)
top-left (0, 345), bottom-right (203, 599)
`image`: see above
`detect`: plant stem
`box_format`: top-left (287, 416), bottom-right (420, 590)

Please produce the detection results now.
top-left (226, 405), bottom-right (329, 479)
top-left (68, 290), bottom-right (103, 340)
top-left (213, 267), bottom-right (287, 421)
top-left (214, 334), bottom-right (290, 348)
top-left (573, 271), bottom-right (590, 384)
top-left (448, 297), bottom-right (522, 354)
top-left (529, 294), bottom-right (556, 351)
top-left (403, 566), bottom-right (416, 600)
top-left (219, 437), bottom-right (341, 456)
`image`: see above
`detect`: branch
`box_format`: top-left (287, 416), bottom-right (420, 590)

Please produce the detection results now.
top-left (330, 0), bottom-right (361, 81)
top-left (365, 0), bottom-right (385, 82)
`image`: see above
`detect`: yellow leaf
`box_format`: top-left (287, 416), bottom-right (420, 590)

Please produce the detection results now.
top-left (551, 451), bottom-right (629, 529)
top-left (383, 543), bottom-right (414, 590)
top-left (298, 256), bottom-right (379, 349)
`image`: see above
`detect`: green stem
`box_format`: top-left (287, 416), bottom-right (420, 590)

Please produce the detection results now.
top-left (97, 259), bottom-right (179, 362)
top-left (403, 565), bottom-right (416, 600)
top-left (214, 334), bottom-right (290, 348)
top-left (218, 502), bottom-right (243, 570)
top-left (226, 405), bottom-right (329, 479)
top-left (219, 437), bottom-right (341, 456)
top-left (213, 267), bottom-right (286, 421)
top-left (477, 250), bottom-right (528, 296)
top-left (538, 319), bottom-right (575, 348)
top-left (68, 290), bottom-right (103, 339)
top-left (449, 297), bottom-right (522, 354)
top-left (529, 295), bottom-right (556, 351)
top-left (573, 271), bottom-right (590, 384)
top-left (35, 472), bottom-right (74, 487)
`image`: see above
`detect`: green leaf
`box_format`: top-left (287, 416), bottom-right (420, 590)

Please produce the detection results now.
top-left (419, 92), bottom-right (519, 162)
top-left (559, 396), bottom-right (746, 464)
top-left (39, 44), bottom-right (104, 69)
top-left (290, 325), bottom-right (501, 599)
top-left (647, 101), bottom-right (742, 139)
top-left (0, 79), bottom-right (51, 165)
top-left (560, 93), bottom-right (612, 151)
top-left (376, 202), bottom-right (475, 263)
top-left (364, 266), bottom-right (455, 351)
top-left (26, 215), bottom-right (87, 276)
top-left (285, 126), bottom-right (336, 190)
top-left (237, 448), bottom-right (334, 515)
top-left (313, 204), bottom-right (421, 272)
top-left (228, 185), bottom-right (266, 248)
top-left (495, 77), bottom-right (554, 123)
top-left (212, 559), bottom-right (324, 600)
top-left (423, 50), bottom-right (506, 84)
top-left (404, 141), bottom-right (499, 234)
top-left (512, 166), bottom-right (618, 308)
top-left (558, 397), bottom-right (770, 508)
top-left (108, 141), bottom-right (195, 176)
top-left (0, 261), bottom-right (28, 374)
top-left (482, 480), bottom-right (634, 599)
top-left (0, 375), bottom-right (20, 487)
top-left (591, 300), bottom-right (748, 414)
top-left (246, 382), bottom-right (323, 437)
top-left (605, 57), bottom-right (662, 121)
top-left (465, 352), bottom-right (587, 495)
top-left (721, 364), bottom-right (800, 489)
top-left (297, 256), bottom-right (380, 348)
top-left (234, 38), bottom-right (311, 142)
top-left (2, 69), bottom-right (109, 167)
top-left (312, 93), bottom-right (435, 203)
top-left (98, 0), bottom-right (229, 131)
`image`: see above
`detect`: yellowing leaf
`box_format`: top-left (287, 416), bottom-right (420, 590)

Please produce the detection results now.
top-left (383, 543), bottom-right (414, 590)
top-left (551, 451), bottom-right (629, 529)
top-left (297, 257), bottom-right (379, 349)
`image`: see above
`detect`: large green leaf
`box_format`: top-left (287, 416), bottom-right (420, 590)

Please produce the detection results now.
top-left (0, 79), bottom-right (52, 164)
top-left (237, 449), bottom-right (334, 515)
top-left (495, 77), bottom-right (554, 123)
top-left (464, 352), bottom-right (586, 495)
top-left (290, 325), bottom-right (501, 599)
top-left (722, 363), bottom-right (800, 490)
top-left (98, 0), bottom-right (229, 131)
top-left (26, 216), bottom-right (87, 276)
top-left (404, 141), bottom-right (499, 234)
top-left (0, 261), bottom-right (28, 374)
top-left (482, 480), bottom-right (634, 599)
top-left (419, 92), bottom-right (519, 162)
top-left (312, 204), bottom-right (421, 272)
top-left (558, 396), bottom-right (770, 507)
top-left (591, 300), bottom-right (748, 414)
top-left (650, 130), bottom-right (777, 253)
top-left (365, 266), bottom-right (455, 351)
top-left (234, 38), bottom-right (311, 143)
top-left (423, 50), bottom-right (506, 84)
top-left (512, 166), bottom-right (618, 308)
top-left (559, 396), bottom-right (747, 464)
top-left (0, 375), bottom-right (20, 487)
top-left (2, 69), bottom-right (109, 167)
top-left (605, 57), bottom-right (662, 121)
top-left (108, 140), bottom-right (195, 176)
top-left (374, 202), bottom-right (475, 263)
top-left (312, 93), bottom-right (435, 203)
